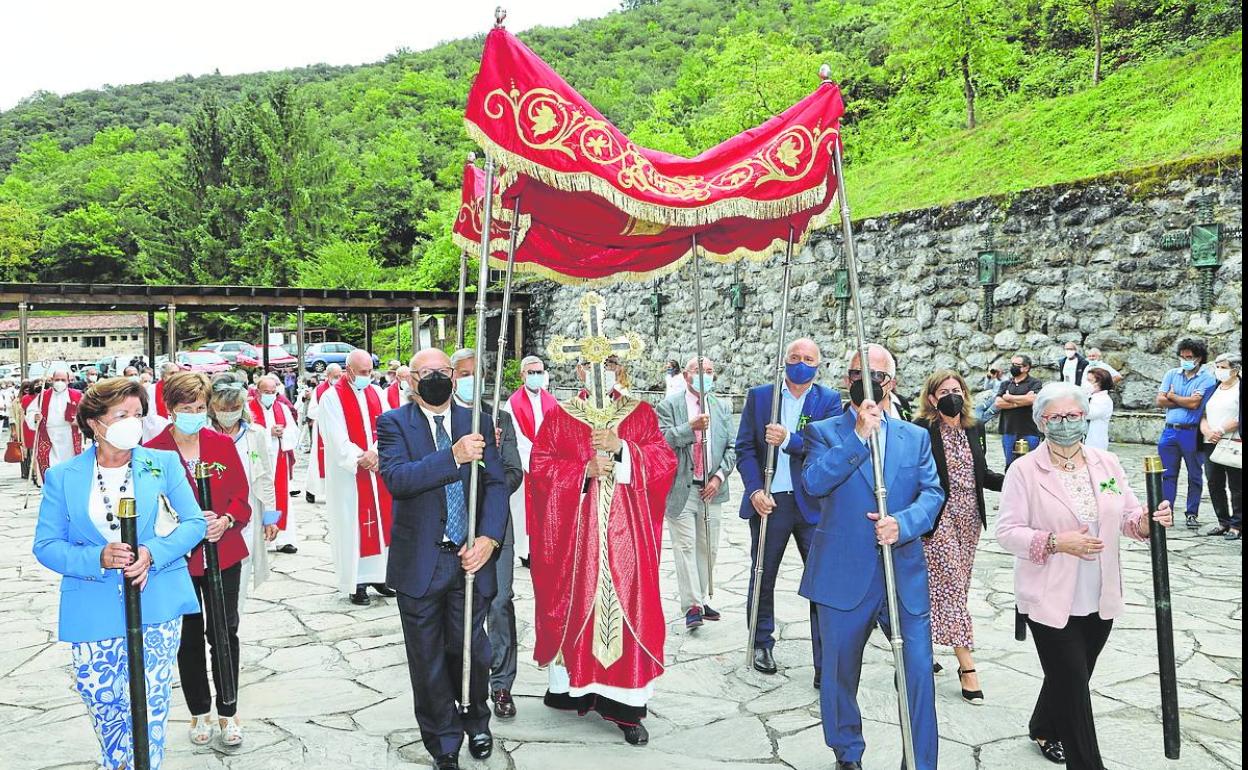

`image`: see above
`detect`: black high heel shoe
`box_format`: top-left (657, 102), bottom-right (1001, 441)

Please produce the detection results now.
top-left (1034, 738), bottom-right (1066, 764)
top-left (958, 667), bottom-right (984, 705)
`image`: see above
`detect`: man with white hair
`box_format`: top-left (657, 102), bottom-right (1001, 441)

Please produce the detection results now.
top-left (305, 363), bottom-right (344, 503)
top-left (386, 365), bottom-right (413, 411)
top-left (152, 361), bottom-right (181, 418)
top-left (657, 356), bottom-right (736, 631)
top-left (502, 355), bottom-right (557, 569)
top-left (318, 349), bottom-right (396, 605)
top-left (1085, 348), bottom-right (1123, 385)
top-left (26, 364), bottom-right (84, 481)
top-left (250, 373), bottom-right (300, 552)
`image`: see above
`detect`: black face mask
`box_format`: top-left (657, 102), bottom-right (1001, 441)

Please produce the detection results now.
top-left (1010, 365), bottom-right (1024, 378)
top-left (417, 372), bottom-right (453, 407)
top-left (936, 393), bottom-right (964, 418)
top-left (849, 379), bottom-right (885, 407)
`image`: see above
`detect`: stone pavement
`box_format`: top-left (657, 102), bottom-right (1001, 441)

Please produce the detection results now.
top-left (1, 441), bottom-right (1240, 769)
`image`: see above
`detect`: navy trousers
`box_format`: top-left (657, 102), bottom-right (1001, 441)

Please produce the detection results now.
top-left (1158, 425), bottom-right (1205, 517)
top-left (815, 577), bottom-right (938, 769)
top-left (1003, 433), bottom-right (1041, 468)
top-left (746, 492), bottom-right (821, 672)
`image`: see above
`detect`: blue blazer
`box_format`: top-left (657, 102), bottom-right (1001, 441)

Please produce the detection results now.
top-left (33, 445), bottom-right (207, 644)
top-left (735, 382), bottom-right (843, 524)
top-left (798, 410), bottom-right (945, 615)
top-left (377, 402), bottom-right (509, 600)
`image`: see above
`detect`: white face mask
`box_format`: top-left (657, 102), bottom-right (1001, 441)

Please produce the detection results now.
top-left (1214, 368), bottom-right (1234, 383)
top-left (216, 409), bottom-right (244, 428)
top-left (52, 381), bottom-right (69, 393)
top-left (1065, 350), bottom-right (1078, 359)
top-left (101, 416), bottom-right (143, 451)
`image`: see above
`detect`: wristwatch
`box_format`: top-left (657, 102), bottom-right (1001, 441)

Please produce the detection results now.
top-left (489, 538), bottom-right (502, 551)
top-left (1046, 533), bottom-right (1057, 554)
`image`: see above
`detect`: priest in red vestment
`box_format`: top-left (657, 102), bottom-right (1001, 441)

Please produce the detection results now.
top-left (528, 381), bottom-right (676, 745)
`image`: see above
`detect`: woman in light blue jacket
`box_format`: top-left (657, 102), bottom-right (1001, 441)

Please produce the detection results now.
top-left (33, 377), bottom-right (206, 770)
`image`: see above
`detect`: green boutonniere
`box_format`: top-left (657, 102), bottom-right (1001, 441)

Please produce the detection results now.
top-left (247, 450), bottom-right (260, 463)
top-left (139, 457), bottom-right (162, 479)
top-left (1099, 478), bottom-right (1122, 496)
top-left (200, 461), bottom-right (228, 478)
top-left (797, 414), bottom-right (812, 431)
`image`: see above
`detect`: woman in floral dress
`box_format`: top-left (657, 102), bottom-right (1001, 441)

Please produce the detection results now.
top-left (915, 369), bottom-right (1004, 704)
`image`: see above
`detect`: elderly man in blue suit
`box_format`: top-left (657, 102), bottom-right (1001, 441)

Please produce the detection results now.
top-left (800, 343), bottom-right (944, 770)
top-left (735, 337), bottom-right (842, 679)
top-left (378, 347), bottom-right (509, 770)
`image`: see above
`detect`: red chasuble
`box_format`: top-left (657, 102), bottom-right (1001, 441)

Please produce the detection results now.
top-left (248, 399), bottom-right (290, 528)
top-left (334, 378), bottom-right (393, 557)
top-left (528, 397), bottom-right (676, 692)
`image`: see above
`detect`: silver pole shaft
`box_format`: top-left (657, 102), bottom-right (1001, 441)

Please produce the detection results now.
top-left (462, 155), bottom-right (496, 712)
top-left (746, 226), bottom-right (794, 669)
top-left (456, 249), bottom-right (469, 349)
top-left (832, 142), bottom-right (917, 767)
top-left (689, 234), bottom-right (714, 599)
top-left (490, 197), bottom-right (523, 423)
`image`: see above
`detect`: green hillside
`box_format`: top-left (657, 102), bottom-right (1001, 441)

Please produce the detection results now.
top-left (0, 0), bottom-right (1240, 342)
top-left (850, 33), bottom-right (1243, 217)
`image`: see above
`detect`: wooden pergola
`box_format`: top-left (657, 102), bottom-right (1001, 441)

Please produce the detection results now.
top-left (0, 283), bottom-right (530, 376)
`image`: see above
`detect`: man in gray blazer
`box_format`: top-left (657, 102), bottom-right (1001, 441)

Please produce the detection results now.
top-left (657, 356), bottom-right (736, 630)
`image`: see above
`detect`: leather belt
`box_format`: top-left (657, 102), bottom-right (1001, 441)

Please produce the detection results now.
top-left (1166, 423), bottom-right (1199, 430)
top-left (438, 540), bottom-right (462, 552)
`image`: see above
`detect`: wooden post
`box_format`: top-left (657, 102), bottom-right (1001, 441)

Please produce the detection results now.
top-left (412, 307), bottom-right (421, 357)
top-left (17, 302), bottom-right (29, 379)
top-left (166, 304), bottom-right (177, 365)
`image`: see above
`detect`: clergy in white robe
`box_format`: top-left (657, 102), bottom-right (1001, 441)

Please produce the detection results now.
top-left (26, 365), bottom-right (84, 480)
top-left (303, 364), bottom-right (343, 504)
top-left (249, 374), bottom-right (299, 551)
top-left (502, 356), bottom-right (559, 563)
top-left (318, 350), bottom-right (393, 603)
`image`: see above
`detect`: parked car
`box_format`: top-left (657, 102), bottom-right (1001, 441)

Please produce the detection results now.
top-left (0, 364), bottom-right (20, 380)
top-left (200, 340), bottom-right (251, 364)
top-left (304, 342), bottom-right (379, 372)
top-left (175, 350), bottom-right (231, 374)
top-left (235, 344), bottom-right (298, 372)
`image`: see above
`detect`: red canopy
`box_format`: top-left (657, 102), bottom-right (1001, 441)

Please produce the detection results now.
top-left (465, 26), bottom-right (844, 228)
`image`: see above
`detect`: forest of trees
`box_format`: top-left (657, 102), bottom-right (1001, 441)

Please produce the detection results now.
top-left (0, 0), bottom-right (1240, 334)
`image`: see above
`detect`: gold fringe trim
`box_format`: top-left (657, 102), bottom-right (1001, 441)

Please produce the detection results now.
top-left (466, 120), bottom-right (833, 228)
top-left (451, 211), bottom-right (532, 258)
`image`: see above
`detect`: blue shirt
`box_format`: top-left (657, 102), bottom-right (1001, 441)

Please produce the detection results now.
top-left (1158, 367), bottom-right (1217, 425)
top-left (770, 385), bottom-right (809, 494)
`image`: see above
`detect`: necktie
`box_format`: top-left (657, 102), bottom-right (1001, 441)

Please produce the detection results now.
top-left (435, 415), bottom-right (468, 545)
top-left (692, 398), bottom-right (705, 481)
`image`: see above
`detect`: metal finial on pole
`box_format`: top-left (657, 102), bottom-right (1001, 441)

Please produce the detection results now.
top-left (745, 225), bottom-right (796, 669)
top-left (494, 6), bottom-right (507, 27)
top-left (461, 153), bottom-right (496, 716)
top-left (832, 141), bottom-right (917, 769)
top-left (818, 63), bottom-right (832, 82)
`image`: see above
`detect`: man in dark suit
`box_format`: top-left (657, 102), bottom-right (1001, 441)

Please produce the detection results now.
top-left (800, 343), bottom-right (944, 770)
top-left (377, 348), bottom-right (509, 770)
top-left (735, 337), bottom-right (843, 679)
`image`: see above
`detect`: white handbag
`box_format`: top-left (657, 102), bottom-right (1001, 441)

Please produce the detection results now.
top-left (153, 494), bottom-right (181, 537)
top-left (1210, 438), bottom-right (1242, 470)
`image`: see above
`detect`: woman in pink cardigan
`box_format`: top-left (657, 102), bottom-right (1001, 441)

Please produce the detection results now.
top-left (996, 382), bottom-right (1172, 769)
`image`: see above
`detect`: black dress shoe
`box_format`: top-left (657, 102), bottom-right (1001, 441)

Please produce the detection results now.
top-left (434, 753), bottom-right (460, 770)
top-left (1035, 738), bottom-right (1066, 764)
top-left (370, 583), bottom-right (397, 597)
top-left (467, 732), bottom-right (493, 759)
top-left (752, 647), bottom-right (777, 675)
top-left (290, 489), bottom-right (301, 497)
top-left (519, 556), bottom-right (530, 569)
top-left (305, 492), bottom-right (316, 504)
top-left (618, 722), bottom-right (648, 745)
top-left (837, 761), bottom-right (863, 769)
top-left (277, 544), bottom-right (298, 554)
top-left (350, 585), bottom-right (371, 606)
top-left (492, 688), bottom-right (516, 718)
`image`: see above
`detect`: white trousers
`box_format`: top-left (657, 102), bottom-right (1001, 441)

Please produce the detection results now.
top-left (667, 493), bottom-right (721, 611)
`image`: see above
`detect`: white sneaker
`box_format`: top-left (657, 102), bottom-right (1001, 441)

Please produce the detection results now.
top-left (189, 714), bottom-right (214, 746)
top-left (220, 715), bottom-right (244, 747)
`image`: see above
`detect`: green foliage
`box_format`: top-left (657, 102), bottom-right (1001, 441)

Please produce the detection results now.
top-left (0, 0), bottom-right (1239, 347)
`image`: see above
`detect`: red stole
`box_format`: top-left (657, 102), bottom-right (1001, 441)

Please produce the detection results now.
top-left (154, 379), bottom-right (168, 418)
top-left (507, 387), bottom-right (558, 443)
top-left (315, 379), bottom-right (333, 479)
top-left (334, 378), bottom-right (393, 557)
top-left (35, 387), bottom-right (83, 479)
top-left (386, 382), bottom-right (402, 409)
top-left (249, 398), bottom-right (290, 528)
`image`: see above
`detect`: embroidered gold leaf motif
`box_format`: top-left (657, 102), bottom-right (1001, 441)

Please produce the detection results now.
top-left (586, 135), bottom-right (609, 157)
top-left (776, 137), bottom-right (801, 169)
top-left (531, 104), bottom-right (558, 137)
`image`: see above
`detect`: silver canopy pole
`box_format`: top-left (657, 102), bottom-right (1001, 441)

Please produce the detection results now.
top-left (689, 234), bottom-right (714, 600)
top-left (490, 196), bottom-right (523, 423)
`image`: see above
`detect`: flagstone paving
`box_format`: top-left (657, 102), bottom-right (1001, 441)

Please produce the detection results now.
top-left (1, 442), bottom-right (1240, 769)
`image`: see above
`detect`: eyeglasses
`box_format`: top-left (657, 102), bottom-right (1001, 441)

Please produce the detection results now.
top-left (1042, 413), bottom-right (1085, 424)
top-left (847, 369), bottom-right (891, 385)
top-left (416, 367), bottom-right (453, 379)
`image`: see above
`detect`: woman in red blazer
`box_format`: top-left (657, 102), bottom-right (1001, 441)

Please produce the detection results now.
top-left (144, 371), bottom-right (252, 748)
